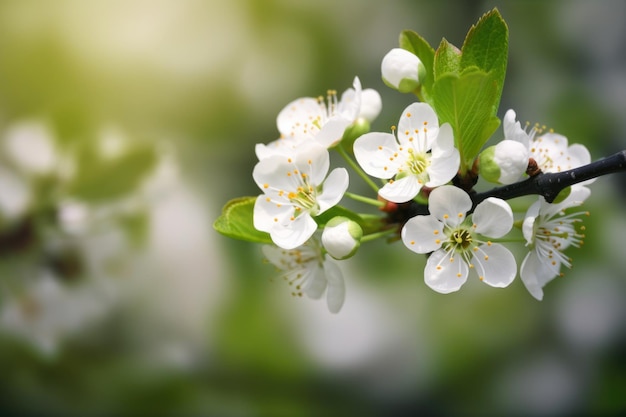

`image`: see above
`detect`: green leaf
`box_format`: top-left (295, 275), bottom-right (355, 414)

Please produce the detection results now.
top-left (213, 196), bottom-right (272, 244)
top-left (433, 38), bottom-right (461, 80)
top-left (460, 8), bottom-right (508, 109)
top-left (432, 71), bottom-right (501, 172)
top-left (67, 146), bottom-right (157, 202)
top-left (399, 30), bottom-right (435, 95)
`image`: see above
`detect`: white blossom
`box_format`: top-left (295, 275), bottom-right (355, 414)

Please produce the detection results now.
top-left (353, 102), bottom-right (460, 203)
top-left (520, 186), bottom-right (590, 300)
top-left (401, 185), bottom-right (516, 293)
top-left (253, 142), bottom-right (348, 249)
top-left (263, 239), bottom-right (345, 313)
top-left (255, 77), bottom-right (381, 159)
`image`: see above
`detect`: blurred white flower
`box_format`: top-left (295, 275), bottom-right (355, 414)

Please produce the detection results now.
top-left (263, 238), bottom-right (345, 313)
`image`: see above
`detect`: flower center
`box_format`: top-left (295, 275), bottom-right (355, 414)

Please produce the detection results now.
top-left (444, 227), bottom-right (474, 253)
top-left (288, 183), bottom-right (319, 215)
top-left (406, 150), bottom-right (430, 175)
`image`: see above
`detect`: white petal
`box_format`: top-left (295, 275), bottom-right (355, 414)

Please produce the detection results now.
top-left (381, 48), bottom-right (421, 90)
top-left (359, 89), bottom-right (382, 121)
top-left (430, 123), bottom-right (456, 157)
top-left (269, 213), bottom-right (318, 250)
top-left (401, 215), bottom-right (444, 254)
top-left (520, 250), bottom-right (558, 301)
top-left (472, 243), bottom-right (517, 288)
top-left (397, 102), bottom-right (439, 149)
top-left (424, 249), bottom-right (468, 293)
top-left (295, 142), bottom-right (330, 185)
top-left (303, 265), bottom-right (327, 300)
top-left (317, 168), bottom-right (349, 214)
top-left (503, 109), bottom-right (530, 147)
top-left (493, 139), bottom-right (529, 184)
top-left (252, 154), bottom-right (294, 192)
top-left (522, 212), bottom-right (537, 244)
top-left (253, 196), bottom-right (293, 233)
top-left (276, 97), bottom-right (323, 139)
top-left (337, 76), bottom-right (362, 121)
top-left (379, 175), bottom-right (422, 203)
top-left (473, 197), bottom-right (513, 238)
top-left (4, 122), bottom-right (57, 175)
top-left (426, 149), bottom-right (460, 187)
top-left (428, 185), bottom-right (471, 225)
top-left (353, 132), bottom-right (402, 179)
top-left (323, 259), bottom-right (345, 313)
top-left (314, 117), bottom-right (352, 149)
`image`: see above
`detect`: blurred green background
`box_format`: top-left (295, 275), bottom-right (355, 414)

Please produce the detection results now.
top-left (0, 0), bottom-right (625, 415)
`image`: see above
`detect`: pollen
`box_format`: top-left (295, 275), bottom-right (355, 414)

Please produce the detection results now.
top-left (434, 230), bottom-right (439, 235)
top-left (479, 276), bottom-right (484, 281)
top-left (457, 273), bottom-right (462, 278)
top-left (308, 159), bottom-right (312, 164)
top-left (435, 239), bottom-right (441, 244)
top-left (378, 146), bottom-right (383, 150)
top-left (443, 214), bottom-right (449, 219)
top-left (287, 158), bottom-right (292, 163)
top-left (458, 213), bottom-right (464, 218)
top-left (265, 197), bottom-right (271, 202)
top-left (423, 121), bottom-right (428, 126)
top-left (410, 240), bottom-right (415, 245)
top-left (406, 112), bottom-right (412, 117)
top-left (263, 183), bottom-right (269, 189)
top-left (487, 241), bottom-right (492, 246)
top-left (274, 218), bottom-right (278, 222)
top-left (484, 255), bottom-right (489, 261)
top-left (437, 266), bottom-right (442, 270)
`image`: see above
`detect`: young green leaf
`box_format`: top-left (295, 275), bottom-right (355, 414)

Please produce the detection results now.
top-left (432, 71), bottom-right (501, 173)
top-left (214, 196), bottom-right (272, 244)
top-left (399, 30), bottom-right (435, 96)
top-left (460, 8), bottom-right (508, 108)
top-left (433, 38), bottom-right (461, 81)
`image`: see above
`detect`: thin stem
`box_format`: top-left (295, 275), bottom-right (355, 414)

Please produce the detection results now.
top-left (361, 228), bottom-right (397, 243)
top-left (336, 144), bottom-right (381, 194)
top-left (345, 191), bottom-right (385, 207)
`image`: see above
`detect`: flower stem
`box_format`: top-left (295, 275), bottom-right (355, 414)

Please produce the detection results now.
top-left (345, 191), bottom-right (385, 208)
top-left (361, 228), bottom-right (397, 243)
top-left (336, 144), bottom-right (381, 194)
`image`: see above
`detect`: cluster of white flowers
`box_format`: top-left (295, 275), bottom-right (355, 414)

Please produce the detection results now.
top-left (250, 49), bottom-right (594, 313)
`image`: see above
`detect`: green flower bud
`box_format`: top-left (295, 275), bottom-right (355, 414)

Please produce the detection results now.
top-left (381, 48), bottom-right (421, 93)
top-left (479, 140), bottom-right (529, 184)
top-left (321, 216), bottom-right (362, 260)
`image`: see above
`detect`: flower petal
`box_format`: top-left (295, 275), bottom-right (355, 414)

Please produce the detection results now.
top-left (276, 97), bottom-right (323, 139)
top-left (379, 175), bottom-right (422, 203)
top-left (269, 213), bottom-right (318, 249)
top-left (302, 264), bottom-right (327, 300)
top-left (337, 76), bottom-right (362, 121)
top-left (323, 259), bottom-right (345, 313)
top-left (426, 149), bottom-right (460, 188)
top-left (315, 117), bottom-right (352, 149)
top-left (472, 243), bottom-right (517, 288)
top-left (253, 196), bottom-right (293, 233)
top-left (359, 89), bottom-right (382, 121)
top-left (401, 215), bottom-right (444, 254)
top-left (473, 197), bottom-right (513, 238)
top-left (295, 142), bottom-right (329, 185)
top-left (353, 132), bottom-right (402, 179)
top-left (397, 102), bottom-right (439, 149)
top-left (317, 167), bottom-right (349, 214)
top-left (424, 249), bottom-right (469, 293)
top-left (520, 250), bottom-right (557, 301)
top-left (428, 185), bottom-right (471, 225)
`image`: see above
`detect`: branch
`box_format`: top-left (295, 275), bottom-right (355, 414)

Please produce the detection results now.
top-left (400, 150), bottom-right (626, 222)
top-left (471, 150), bottom-right (626, 208)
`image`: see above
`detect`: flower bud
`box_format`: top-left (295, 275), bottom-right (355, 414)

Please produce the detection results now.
top-left (381, 48), bottom-right (422, 93)
top-left (321, 216), bottom-right (362, 260)
top-left (479, 140), bottom-right (529, 184)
